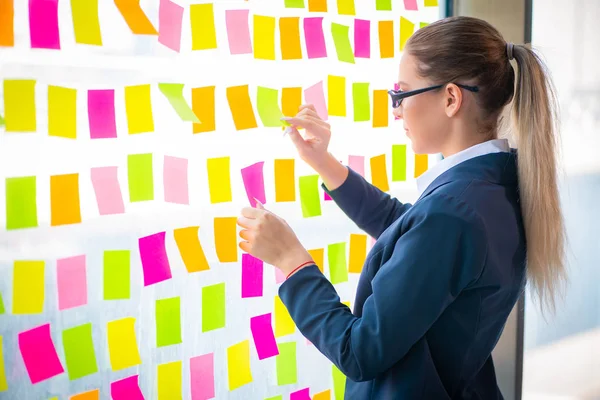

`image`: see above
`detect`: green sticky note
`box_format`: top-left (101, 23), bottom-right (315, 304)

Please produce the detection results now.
top-left (6, 176), bottom-right (38, 230)
top-left (158, 83), bottom-right (200, 123)
top-left (328, 242), bottom-right (348, 284)
top-left (276, 342), bottom-right (297, 385)
top-left (284, 0), bottom-right (304, 7)
top-left (156, 296), bottom-right (182, 347)
top-left (202, 283), bottom-right (225, 332)
top-left (256, 87), bottom-right (285, 127)
top-left (376, 0), bottom-right (392, 10)
top-left (331, 23), bottom-right (355, 63)
top-left (299, 175), bottom-right (321, 218)
top-left (62, 323), bottom-right (98, 380)
top-left (0, 292), bottom-right (5, 314)
top-left (352, 83), bottom-right (370, 122)
top-left (392, 144), bottom-right (407, 181)
top-left (265, 396), bottom-right (283, 400)
top-left (127, 153), bottom-right (154, 202)
top-left (420, 22), bottom-right (429, 29)
top-left (0, 114), bottom-right (5, 127)
top-left (103, 250), bottom-right (130, 300)
top-left (3, 79), bottom-right (37, 132)
top-left (333, 364), bottom-right (346, 400)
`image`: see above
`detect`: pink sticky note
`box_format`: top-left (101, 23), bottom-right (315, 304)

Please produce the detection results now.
top-left (290, 388), bottom-right (311, 400)
top-left (91, 166), bottom-right (125, 215)
top-left (242, 253), bottom-right (263, 298)
top-left (369, 235), bottom-right (377, 250)
top-left (190, 353), bottom-right (215, 400)
top-left (394, 83), bottom-right (400, 120)
top-left (304, 17), bottom-right (327, 59)
top-left (139, 231), bottom-right (172, 286)
top-left (158, 0), bottom-right (184, 52)
top-left (88, 90), bottom-right (117, 139)
top-left (275, 268), bottom-right (286, 284)
top-left (250, 313), bottom-right (279, 360)
top-left (163, 155), bottom-right (189, 205)
top-left (348, 155), bottom-right (365, 177)
top-left (226, 9), bottom-right (252, 55)
top-left (304, 81), bottom-right (328, 120)
top-left (56, 255), bottom-right (87, 310)
top-left (111, 375), bottom-right (145, 400)
top-left (354, 19), bottom-right (370, 58)
top-left (18, 323), bottom-right (64, 384)
top-left (404, 0), bottom-right (418, 10)
top-left (29, 0), bottom-right (60, 49)
top-left (241, 161), bottom-right (266, 207)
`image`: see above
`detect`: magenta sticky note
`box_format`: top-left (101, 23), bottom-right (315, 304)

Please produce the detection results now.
top-left (91, 166), bottom-right (125, 215)
top-left (354, 19), bottom-right (370, 58)
top-left (226, 9), bottom-right (252, 55)
top-left (275, 268), bottom-right (286, 284)
top-left (250, 313), bottom-right (279, 360)
top-left (242, 253), bottom-right (263, 298)
top-left (88, 90), bottom-right (117, 139)
top-left (163, 155), bottom-right (189, 205)
top-left (241, 161), bottom-right (266, 207)
top-left (304, 17), bottom-right (327, 59)
top-left (158, 0), bottom-right (183, 52)
top-left (56, 255), bottom-right (87, 310)
top-left (324, 191), bottom-right (332, 201)
top-left (404, 0), bottom-right (418, 10)
top-left (29, 0), bottom-right (60, 49)
top-left (190, 353), bottom-right (215, 400)
top-left (348, 155), bottom-right (365, 177)
top-left (111, 374), bottom-right (146, 400)
top-left (304, 81), bottom-right (328, 120)
top-left (290, 388), bottom-right (311, 400)
top-left (139, 231), bottom-right (172, 286)
top-left (18, 323), bottom-right (64, 384)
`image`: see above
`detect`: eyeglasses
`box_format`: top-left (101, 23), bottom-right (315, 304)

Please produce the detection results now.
top-left (388, 83), bottom-right (479, 108)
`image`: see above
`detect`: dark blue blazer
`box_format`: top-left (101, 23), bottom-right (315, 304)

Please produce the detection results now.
top-left (279, 151), bottom-right (526, 399)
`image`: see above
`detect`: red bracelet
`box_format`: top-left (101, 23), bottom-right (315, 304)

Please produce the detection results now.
top-left (286, 260), bottom-right (315, 280)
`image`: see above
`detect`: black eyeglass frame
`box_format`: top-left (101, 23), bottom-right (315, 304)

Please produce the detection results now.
top-left (388, 83), bottom-right (479, 108)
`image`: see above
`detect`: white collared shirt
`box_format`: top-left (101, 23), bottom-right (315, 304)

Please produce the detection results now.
top-left (416, 139), bottom-right (510, 198)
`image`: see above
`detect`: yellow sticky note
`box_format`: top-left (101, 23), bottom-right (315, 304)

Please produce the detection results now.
top-left (0, 336), bottom-right (7, 392)
top-left (107, 317), bottom-right (142, 371)
top-left (12, 260), bottom-right (44, 314)
top-left (279, 17), bottom-right (302, 60)
top-left (327, 75), bottom-right (346, 117)
top-left (125, 84), bottom-right (154, 134)
top-left (372, 89), bottom-right (389, 128)
top-left (158, 361), bottom-right (182, 400)
top-left (425, 0), bottom-right (438, 6)
top-left (254, 15), bottom-right (276, 60)
top-left (190, 3), bottom-right (217, 50)
top-left (50, 173), bottom-right (82, 226)
top-left (4, 79), bottom-right (36, 132)
top-left (400, 17), bottom-right (415, 51)
top-left (227, 340), bottom-right (253, 390)
top-left (226, 85), bottom-right (258, 131)
top-left (378, 20), bottom-right (394, 58)
top-left (274, 159), bottom-right (295, 202)
top-left (349, 234), bottom-right (367, 273)
top-left (207, 157), bottom-right (232, 203)
top-left (337, 0), bottom-right (355, 15)
top-left (281, 87), bottom-right (302, 117)
top-left (313, 390), bottom-right (331, 400)
top-left (370, 155), bottom-right (390, 192)
top-left (214, 217), bottom-right (238, 263)
top-left (192, 86), bottom-right (216, 133)
top-left (308, 248), bottom-right (324, 274)
top-left (174, 226), bottom-right (210, 273)
top-left (415, 154), bottom-right (428, 177)
top-left (274, 296), bottom-right (295, 337)
top-left (71, 0), bottom-right (102, 45)
top-left (342, 300), bottom-right (351, 308)
top-left (48, 85), bottom-right (77, 139)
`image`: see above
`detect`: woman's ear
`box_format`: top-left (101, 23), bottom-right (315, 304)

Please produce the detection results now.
top-left (444, 83), bottom-right (463, 117)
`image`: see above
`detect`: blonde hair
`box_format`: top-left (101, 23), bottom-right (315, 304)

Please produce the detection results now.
top-left (406, 16), bottom-right (566, 314)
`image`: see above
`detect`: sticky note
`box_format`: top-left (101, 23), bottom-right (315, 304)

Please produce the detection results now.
top-left (226, 85), bottom-right (258, 130)
top-left (415, 154), bottom-right (428, 177)
top-left (352, 82), bottom-right (370, 122)
top-left (303, 18), bottom-right (327, 59)
top-left (274, 296), bottom-right (295, 337)
top-left (254, 15), bottom-right (276, 60)
top-left (202, 283), bottom-right (225, 332)
top-left (266, 395), bottom-right (283, 400)
top-left (139, 231), bottom-right (172, 286)
top-left (57, 255), bottom-right (87, 310)
top-left (371, 155), bottom-right (390, 192)
top-left (404, 0), bottom-right (418, 10)
top-left (324, 191), bottom-right (333, 201)
top-left (331, 23), bottom-right (355, 63)
top-left (190, 353), bottom-right (215, 400)
top-left (307, 0), bottom-right (327, 11)
top-left (71, 0), bottom-right (102, 45)
top-left (191, 3), bottom-right (217, 50)
top-left (0, 114), bottom-right (4, 127)
top-left (214, 217), bottom-right (238, 262)
top-left (327, 75), bottom-right (346, 117)
top-left (0, 336), bottom-right (7, 391)
top-left (354, 19), bottom-right (370, 58)
top-left (349, 234), bottom-right (367, 273)
top-left (125, 84), bottom-right (154, 134)
top-left (276, 342), bottom-right (297, 385)
top-left (376, 0), bottom-right (392, 11)
top-left (5, 176), bottom-right (38, 230)
top-left (241, 161), bottom-right (266, 207)
top-left (62, 323), bottom-right (98, 380)
top-left (275, 268), bottom-right (286, 284)
top-left (280, 17), bottom-right (302, 60)
top-left (157, 361), bottom-right (182, 400)
top-left (373, 89), bottom-right (389, 128)
top-left (70, 389), bottom-right (99, 400)
top-left (163, 155), bottom-right (189, 204)
top-left (257, 87), bottom-right (285, 127)
top-left (103, 250), bottom-right (131, 300)
top-left (250, 313), bottom-right (278, 359)
top-left (174, 226), bottom-right (210, 273)
top-left (378, 21), bottom-right (394, 58)
top-left (225, 9), bottom-right (252, 55)
top-left (111, 375), bottom-right (145, 400)
top-left (18, 324), bottom-right (64, 384)
top-left (304, 81), bottom-right (328, 120)
top-left (159, 83), bottom-right (199, 122)
top-left (242, 253), bottom-right (264, 298)
top-left (107, 317), bottom-right (141, 371)
top-left (281, 87), bottom-right (302, 117)
top-left (91, 166), bottom-right (125, 215)
top-left (274, 159), bottom-right (295, 202)
top-left (314, 390), bottom-right (332, 400)
top-left (400, 17), bottom-right (415, 51)
top-left (48, 85), bottom-right (77, 139)
top-left (425, 0), bottom-right (438, 6)
top-left (207, 157), bottom-right (232, 203)
top-left (284, 0), bottom-right (304, 7)
top-left (308, 248), bottom-right (324, 274)
top-left (88, 89), bottom-right (117, 139)
top-left (0, 0), bottom-right (14, 46)
top-left (156, 296), bottom-right (182, 347)
top-left (128, 153), bottom-right (154, 202)
top-left (13, 260), bottom-right (44, 314)
top-left (158, 0), bottom-right (183, 51)
top-left (348, 155), bottom-right (365, 177)
top-left (332, 365), bottom-right (346, 400)
top-left (227, 340), bottom-right (253, 390)
top-left (299, 175), bottom-right (321, 218)
top-left (0, 292), bottom-right (4, 315)
top-left (337, 0), bottom-right (355, 15)
top-left (328, 243), bottom-right (348, 284)
top-left (114, 0), bottom-right (157, 35)
top-left (392, 144), bottom-right (407, 181)
top-left (291, 388), bottom-right (311, 400)
top-left (50, 173), bottom-right (81, 226)
top-left (3, 79), bottom-right (36, 132)
top-left (29, 0), bottom-right (60, 49)
top-left (192, 86), bottom-right (216, 133)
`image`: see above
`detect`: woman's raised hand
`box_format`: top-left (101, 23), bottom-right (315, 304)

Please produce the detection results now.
top-left (282, 104), bottom-right (331, 171)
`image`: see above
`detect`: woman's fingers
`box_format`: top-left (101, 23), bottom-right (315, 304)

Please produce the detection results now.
top-left (240, 206), bottom-right (264, 219)
top-left (237, 215), bottom-right (258, 229)
top-left (299, 104), bottom-right (317, 114)
top-left (239, 229), bottom-right (253, 241)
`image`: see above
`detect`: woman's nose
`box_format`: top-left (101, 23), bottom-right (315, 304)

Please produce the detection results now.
top-left (392, 106), bottom-right (403, 120)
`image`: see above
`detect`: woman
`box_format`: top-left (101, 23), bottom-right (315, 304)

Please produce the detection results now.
top-left (237, 16), bottom-right (566, 399)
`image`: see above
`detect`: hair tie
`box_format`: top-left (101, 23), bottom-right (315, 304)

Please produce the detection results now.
top-left (506, 42), bottom-right (515, 61)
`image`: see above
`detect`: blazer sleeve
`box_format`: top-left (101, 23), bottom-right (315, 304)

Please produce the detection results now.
top-left (278, 197), bottom-right (488, 382)
top-left (322, 167), bottom-right (412, 239)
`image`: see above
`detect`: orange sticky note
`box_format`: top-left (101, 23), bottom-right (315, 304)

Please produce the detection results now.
top-left (70, 389), bottom-right (99, 400)
top-left (349, 234), bottom-right (367, 273)
top-left (327, 75), bottom-right (346, 117)
top-left (281, 87), bottom-right (302, 117)
top-left (207, 157), bottom-right (232, 203)
top-left (214, 217), bottom-right (238, 263)
top-left (279, 17), bottom-right (302, 60)
top-left (0, 0), bottom-right (14, 47)
top-left (415, 154), bottom-right (428, 177)
top-left (400, 17), bottom-right (415, 51)
top-left (378, 21), bottom-right (394, 58)
top-left (174, 226), bottom-right (210, 273)
top-left (274, 159), bottom-right (295, 202)
top-left (254, 15), bottom-right (276, 60)
top-left (370, 155), bottom-right (389, 192)
top-left (192, 86), bottom-right (216, 133)
top-left (308, 0), bottom-right (327, 12)
top-left (313, 389), bottom-right (331, 400)
top-left (308, 248), bottom-right (324, 274)
top-left (226, 85), bottom-right (258, 130)
top-left (50, 173), bottom-right (82, 226)
top-left (114, 0), bottom-right (157, 35)
top-left (372, 90), bottom-right (388, 128)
